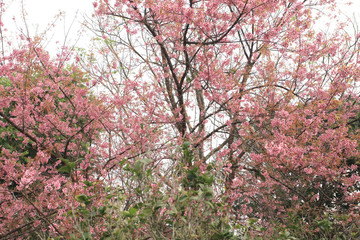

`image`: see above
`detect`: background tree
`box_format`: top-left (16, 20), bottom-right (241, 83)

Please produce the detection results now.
top-left (0, 39), bottom-right (109, 238)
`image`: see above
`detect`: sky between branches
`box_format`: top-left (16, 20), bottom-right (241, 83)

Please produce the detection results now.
top-left (2, 0), bottom-right (360, 55)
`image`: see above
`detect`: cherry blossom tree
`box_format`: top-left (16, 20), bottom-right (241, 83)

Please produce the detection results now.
top-left (87, 0), bottom-right (360, 238)
top-left (1, 0), bottom-right (360, 239)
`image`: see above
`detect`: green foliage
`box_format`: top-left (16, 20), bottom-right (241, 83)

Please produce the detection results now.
top-left (67, 146), bottom-right (237, 239)
top-left (240, 211), bottom-right (360, 240)
top-left (57, 158), bottom-right (77, 174)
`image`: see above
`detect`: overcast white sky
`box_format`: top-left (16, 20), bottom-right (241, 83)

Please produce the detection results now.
top-left (2, 0), bottom-right (360, 55)
top-left (2, 0), bottom-right (94, 54)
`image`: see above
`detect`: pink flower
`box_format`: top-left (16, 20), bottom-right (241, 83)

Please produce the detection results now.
top-left (151, 183), bottom-right (159, 191)
top-left (48, 201), bottom-right (59, 209)
top-left (304, 167), bottom-right (313, 174)
top-left (53, 180), bottom-right (61, 190)
top-left (20, 169), bottom-right (37, 186)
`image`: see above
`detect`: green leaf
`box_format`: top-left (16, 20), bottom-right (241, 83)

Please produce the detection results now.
top-left (142, 208), bottom-right (153, 217)
top-left (83, 181), bottom-right (92, 187)
top-left (179, 195), bottom-right (188, 202)
top-left (167, 207), bottom-right (178, 215)
top-left (75, 194), bottom-right (91, 205)
top-left (254, 169), bottom-right (266, 182)
top-left (57, 165), bottom-right (72, 174)
top-left (122, 207), bottom-right (138, 218)
top-left (190, 195), bottom-right (200, 201)
top-left (122, 211), bottom-right (131, 218)
top-left (129, 207), bottom-right (138, 216)
top-left (133, 160), bottom-right (142, 172)
top-left (206, 201), bottom-right (215, 209)
top-left (139, 158), bottom-right (152, 165)
top-left (98, 206), bottom-right (107, 215)
top-left (204, 190), bottom-right (213, 199)
top-left (248, 218), bottom-right (258, 225)
top-left (155, 201), bottom-right (165, 210)
top-left (58, 158), bottom-right (76, 174)
top-left (0, 77), bottom-right (12, 87)
top-left (134, 187), bottom-right (142, 195)
top-left (118, 159), bottom-right (127, 166)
